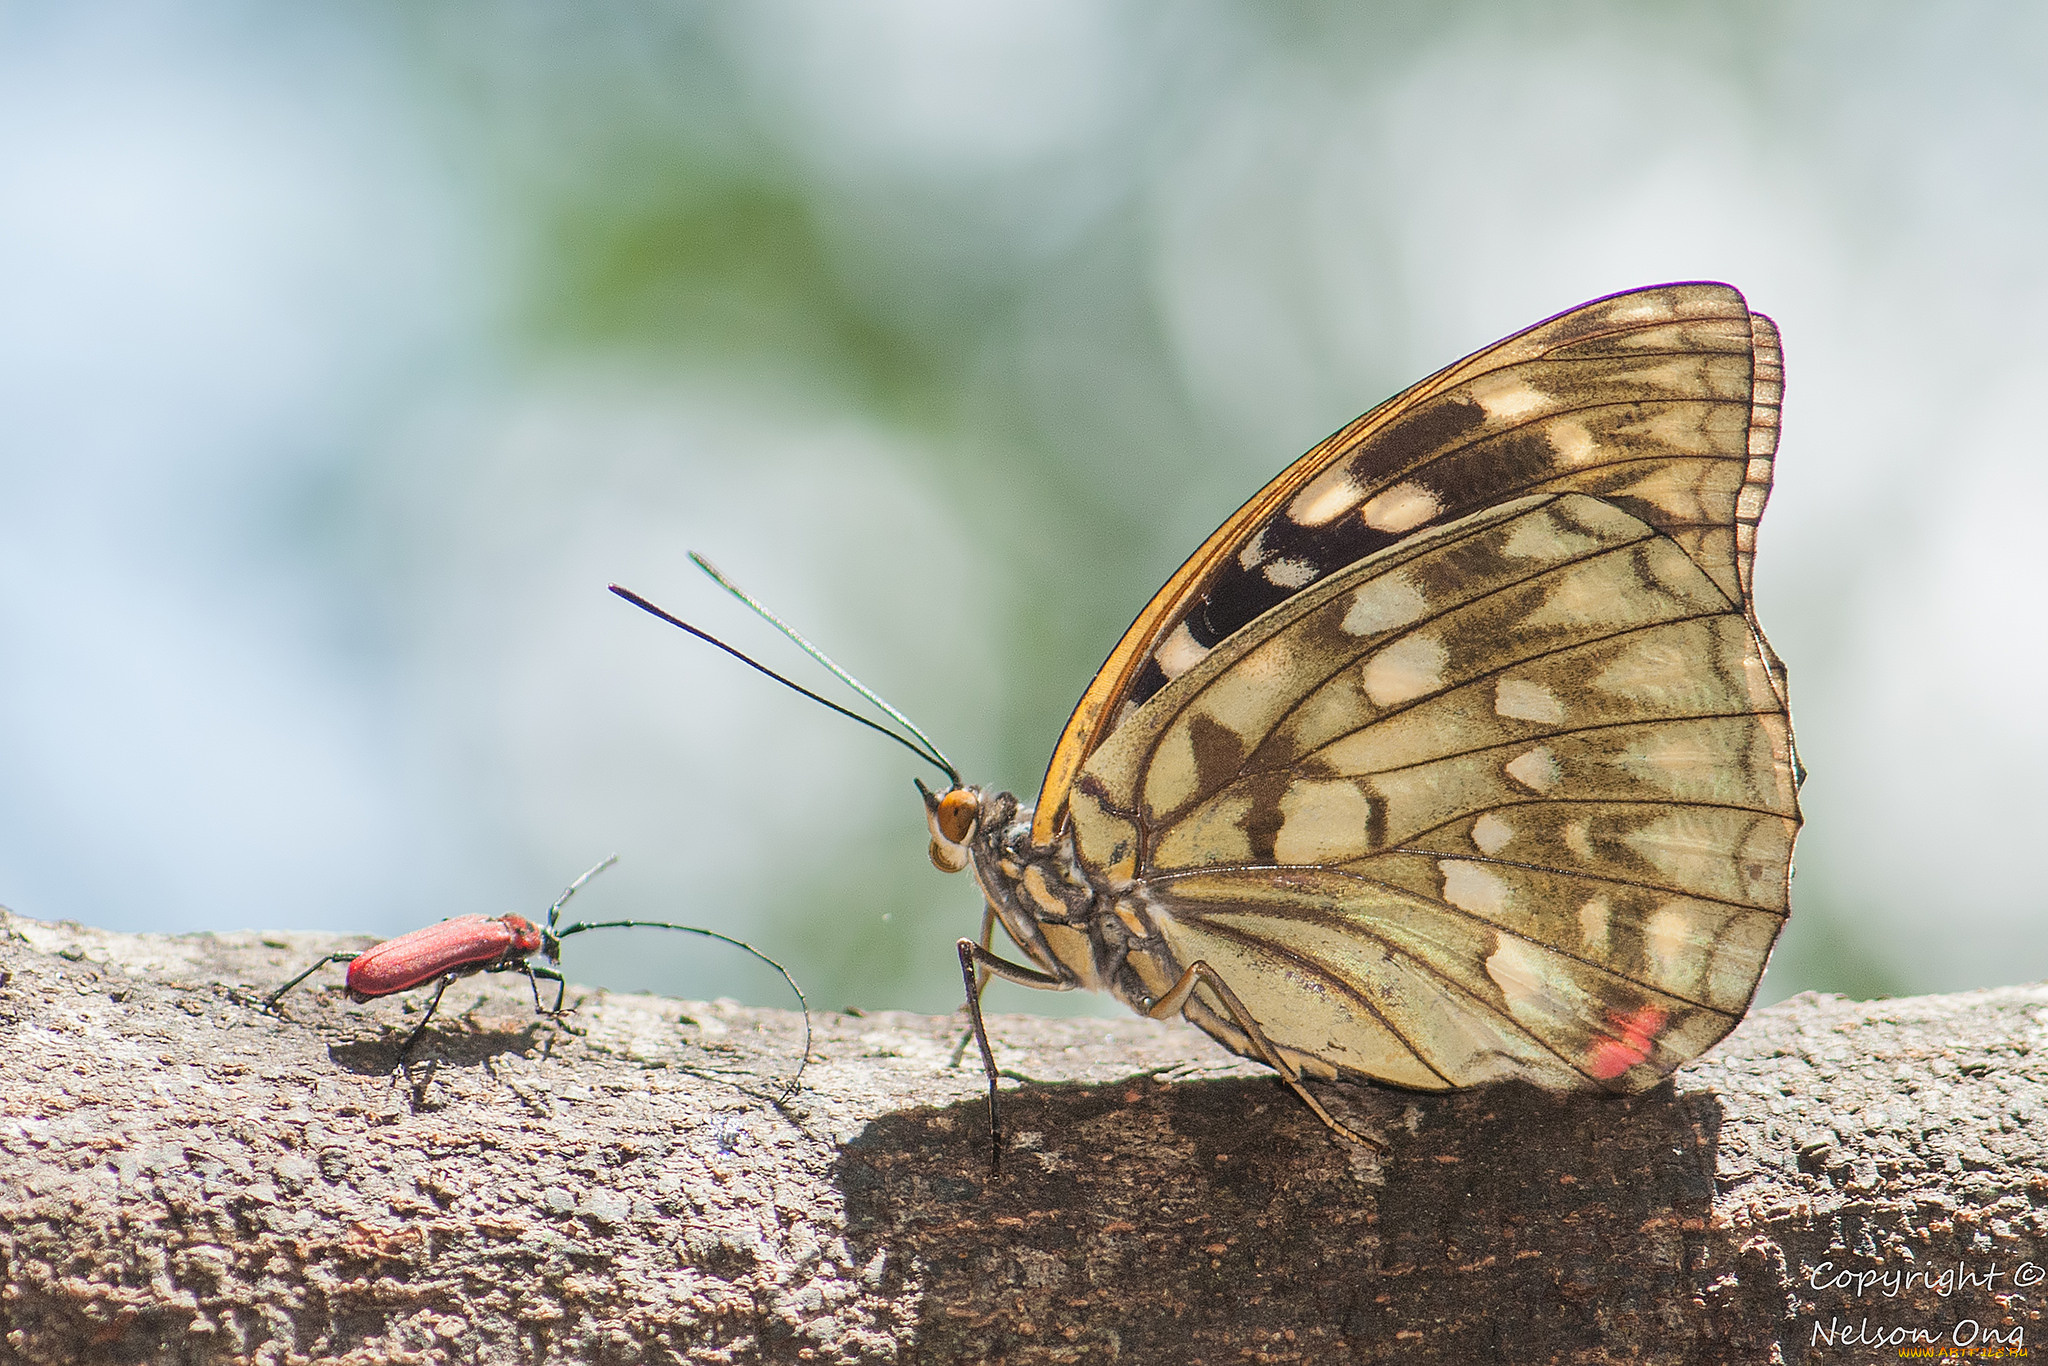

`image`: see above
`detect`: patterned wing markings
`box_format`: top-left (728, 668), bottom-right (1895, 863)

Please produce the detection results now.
top-left (1089, 495), bottom-right (1787, 842)
top-left (1393, 799), bottom-right (1796, 912)
top-left (1736, 314), bottom-right (1784, 598)
top-left (1144, 851), bottom-right (1787, 1016)
top-left (1115, 493), bottom-right (1731, 822)
top-left (1156, 298), bottom-right (1775, 666)
top-left (1064, 494), bottom-right (1785, 881)
top-left (1128, 867), bottom-right (1768, 1093)
top-left (1069, 492), bottom-right (1797, 1092)
top-left (1131, 771), bottom-right (1790, 1021)
top-left (1032, 282), bottom-right (1784, 845)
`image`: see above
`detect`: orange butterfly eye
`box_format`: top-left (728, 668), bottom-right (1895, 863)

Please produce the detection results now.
top-left (934, 789), bottom-right (979, 843)
top-left (925, 787), bottom-right (981, 872)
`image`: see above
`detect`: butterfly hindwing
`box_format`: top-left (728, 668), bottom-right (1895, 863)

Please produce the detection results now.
top-left (1035, 282), bottom-right (1784, 846)
top-left (1066, 492), bottom-right (1799, 1093)
top-left (1116, 868), bottom-right (1766, 1094)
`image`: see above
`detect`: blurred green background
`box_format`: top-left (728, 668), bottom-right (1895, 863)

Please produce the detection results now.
top-left (6, 2), bottom-right (2045, 1019)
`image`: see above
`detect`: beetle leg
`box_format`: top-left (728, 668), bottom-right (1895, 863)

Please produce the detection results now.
top-left (956, 938), bottom-right (1073, 1174)
top-left (398, 973), bottom-right (458, 1059)
top-left (1142, 960), bottom-right (1383, 1153)
top-left (479, 958), bottom-right (564, 1014)
top-left (524, 964), bottom-right (568, 1016)
top-left (264, 953), bottom-right (361, 1012)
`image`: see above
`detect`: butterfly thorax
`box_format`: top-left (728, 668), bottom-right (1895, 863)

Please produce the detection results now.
top-left (960, 785), bottom-right (1190, 1014)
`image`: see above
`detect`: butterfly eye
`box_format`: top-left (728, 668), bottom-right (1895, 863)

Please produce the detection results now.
top-left (934, 789), bottom-right (979, 843)
top-left (922, 786), bottom-right (981, 873)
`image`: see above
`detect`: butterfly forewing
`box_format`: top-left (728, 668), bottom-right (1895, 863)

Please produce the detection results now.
top-left (1034, 282), bottom-right (1785, 846)
top-left (1067, 492), bottom-right (1798, 1093)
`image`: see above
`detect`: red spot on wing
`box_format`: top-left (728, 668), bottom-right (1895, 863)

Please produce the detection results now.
top-left (1585, 1004), bottom-right (1669, 1080)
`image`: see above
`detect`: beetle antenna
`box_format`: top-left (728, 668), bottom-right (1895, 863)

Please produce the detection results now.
top-left (551, 915), bottom-right (812, 1101)
top-left (544, 854), bottom-right (620, 933)
top-left (608, 580), bottom-right (961, 787)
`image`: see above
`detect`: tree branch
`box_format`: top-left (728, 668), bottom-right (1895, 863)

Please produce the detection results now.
top-left (0, 907), bottom-right (2041, 1364)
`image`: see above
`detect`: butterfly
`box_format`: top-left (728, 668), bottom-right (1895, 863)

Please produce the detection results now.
top-left (617, 280), bottom-right (1801, 1164)
top-left (919, 281), bottom-right (1800, 1157)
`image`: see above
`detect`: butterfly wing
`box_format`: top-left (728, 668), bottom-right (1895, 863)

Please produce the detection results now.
top-left (1033, 281), bottom-right (1784, 845)
top-left (1065, 492), bottom-right (1800, 1092)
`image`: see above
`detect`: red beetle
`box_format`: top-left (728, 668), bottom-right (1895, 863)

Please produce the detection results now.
top-left (263, 857), bottom-right (809, 1097)
top-left (337, 912), bottom-right (548, 1001)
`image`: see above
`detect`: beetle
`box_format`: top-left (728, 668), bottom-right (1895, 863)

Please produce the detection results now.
top-left (262, 856), bottom-right (811, 1098)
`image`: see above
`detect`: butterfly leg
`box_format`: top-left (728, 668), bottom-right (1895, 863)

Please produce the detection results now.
top-left (971, 901), bottom-right (998, 997)
top-left (956, 938), bottom-right (1073, 1173)
top-left (946, 903), bottom-right (1001, 1069)
top-left (1144, 961), bottom-right (1384, 1153)
top-left (263, 953), bottom-right (361, 1012)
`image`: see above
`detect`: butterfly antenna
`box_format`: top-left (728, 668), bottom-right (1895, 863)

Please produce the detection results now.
top-left (684, 552), bottom-right (961, 786)
top-left (608, 583), bottom-right (960, 786)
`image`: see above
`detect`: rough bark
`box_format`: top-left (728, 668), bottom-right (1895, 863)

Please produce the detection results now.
top-left (0, 907), bottom-right (2041, 1366)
